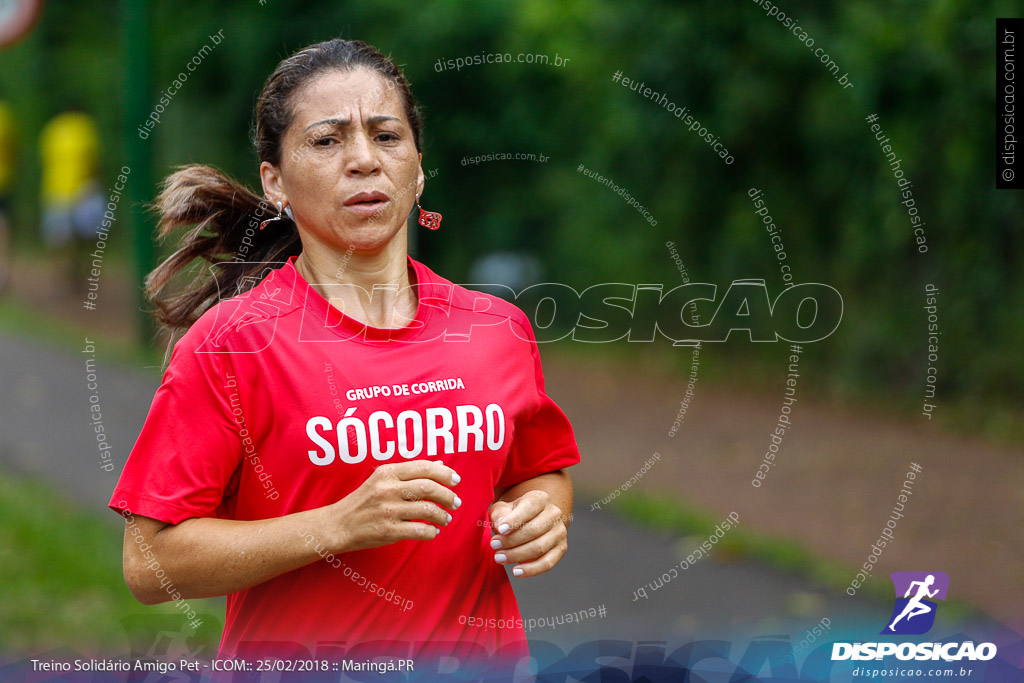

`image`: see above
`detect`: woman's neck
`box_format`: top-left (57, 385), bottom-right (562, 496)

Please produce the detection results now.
top-left (294, 245), bottom-right (418, 330)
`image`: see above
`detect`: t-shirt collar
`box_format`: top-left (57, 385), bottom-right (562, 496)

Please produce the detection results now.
top-left (278, 252), bottom-right (436, 343)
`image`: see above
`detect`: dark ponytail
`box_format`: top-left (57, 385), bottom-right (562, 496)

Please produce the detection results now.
top-left (145, 164), bottom-right (301, 330)
top-left (146, 38), bottom-right (423, 332)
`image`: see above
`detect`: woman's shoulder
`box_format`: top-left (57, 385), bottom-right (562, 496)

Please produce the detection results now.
top-left (422, 261), bottom-right (535, 342)
top-left (175, 265), bottom-right (299, 356)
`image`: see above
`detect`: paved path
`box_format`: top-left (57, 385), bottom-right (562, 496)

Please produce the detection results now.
top-left (539, 345), bottom-right (1024, 632)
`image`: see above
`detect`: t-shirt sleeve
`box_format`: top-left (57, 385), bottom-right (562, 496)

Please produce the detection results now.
top-left (108, 338), bottom-right (243, 525)
top-left (496, 314), bottom-right (582, 489)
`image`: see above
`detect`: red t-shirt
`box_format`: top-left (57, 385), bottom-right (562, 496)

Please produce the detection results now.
top-left (108, 253), bottom-right (581, 671)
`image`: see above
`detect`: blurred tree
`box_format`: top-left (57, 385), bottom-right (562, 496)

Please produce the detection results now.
top-left (0, 0), bottom-right (1019, 413)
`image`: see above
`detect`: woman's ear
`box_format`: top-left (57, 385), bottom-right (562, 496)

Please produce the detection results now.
top-left (415, 152), bottom-right (425, 198)
top-left (260, 160), bottom-right (286, 207)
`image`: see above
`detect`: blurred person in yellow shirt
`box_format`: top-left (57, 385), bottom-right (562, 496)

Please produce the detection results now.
top-left (0, 99), bottom-right (14, 294)
top-left (40, 108), bottom-right (105, 289)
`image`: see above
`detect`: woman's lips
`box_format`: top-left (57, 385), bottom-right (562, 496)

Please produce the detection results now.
top-left (343, 198), bottom-right (390, 216)
top-left (343, 191), bottom-right (391, 216)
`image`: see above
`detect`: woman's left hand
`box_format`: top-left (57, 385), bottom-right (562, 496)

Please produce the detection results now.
top-left (487, 490), bottom-right (568, 577)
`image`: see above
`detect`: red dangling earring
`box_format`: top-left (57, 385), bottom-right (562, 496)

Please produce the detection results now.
top-left (260, 200), bottom-right (286, 231)
top-left (415, 193), bottom-right (442, 230)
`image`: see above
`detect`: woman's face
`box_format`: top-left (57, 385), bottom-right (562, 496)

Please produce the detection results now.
top-left (261, 68), bottom-right (424, 255)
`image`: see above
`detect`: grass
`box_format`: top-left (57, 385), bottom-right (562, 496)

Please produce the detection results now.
top-left (613, 491), bottom-right (981, 625)
top-left (0, 471), bottom-right (223, 654)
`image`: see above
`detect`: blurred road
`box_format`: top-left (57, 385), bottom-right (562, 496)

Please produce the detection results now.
top-left (0, 329), bottom-right (1015, 665)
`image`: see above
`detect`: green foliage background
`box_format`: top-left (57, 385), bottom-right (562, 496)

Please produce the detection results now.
top-left (1, 0), bottom-right (1020, 419)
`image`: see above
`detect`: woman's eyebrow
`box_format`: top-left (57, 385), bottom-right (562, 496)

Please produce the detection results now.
top-left (304, 115), bottom-right (401, 132)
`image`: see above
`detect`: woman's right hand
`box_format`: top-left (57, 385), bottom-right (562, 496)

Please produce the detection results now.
top-left (323, 460), bottom-right (462, 553)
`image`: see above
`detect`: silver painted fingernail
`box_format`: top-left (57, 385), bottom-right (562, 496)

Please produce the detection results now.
top-left (498, 523), bottom-right (511, 534)
top-left (494, 553), bottom-right (507, 563)
top-left (490, 538), bottom-right (502, 549)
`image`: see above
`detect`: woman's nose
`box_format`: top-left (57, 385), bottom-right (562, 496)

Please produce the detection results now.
top-left (344, 133), bottom-right (381, 176)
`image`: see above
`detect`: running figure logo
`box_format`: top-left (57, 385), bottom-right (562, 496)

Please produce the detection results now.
top-left (881, 571), bottom-right (949, 635)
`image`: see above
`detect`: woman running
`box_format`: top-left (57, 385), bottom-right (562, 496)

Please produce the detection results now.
top-left (108, 38), bottom-right (580, 674)
top-left (888, 574), bottom-right (939, 631)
